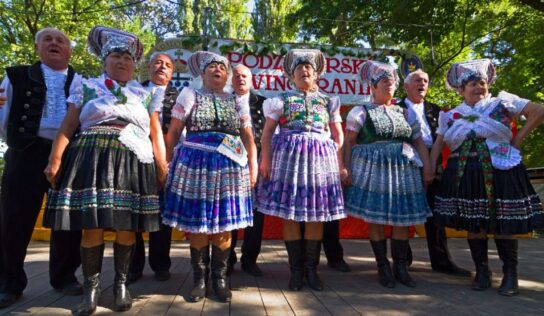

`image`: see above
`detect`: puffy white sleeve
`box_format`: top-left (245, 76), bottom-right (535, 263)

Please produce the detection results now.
top-left (497, 91), bottom-right (531, 116)
top-left (346, 106), bottom-right (367, 132)
top-left (436, 111), bottom-right (450, 135)
top-left (236, 95), bottom-right (252, 129)
top-left (66, 76), bottom-right (84, 108)
top-left (262, 97), bottom-right (284, 121)
top-left (171, 87), bottom-right (196, 121)
top-left (328, 96), bottom-right (342, 123)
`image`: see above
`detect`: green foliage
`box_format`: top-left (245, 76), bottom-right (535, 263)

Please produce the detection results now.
top-left (0, 0), bottom-right (155, 77)
top-left (176, 0), bottom-right (252, 39)
top-left (293, 0), bottom-right (544, 166)
top-left (253, 0), bottom-right (301, 42)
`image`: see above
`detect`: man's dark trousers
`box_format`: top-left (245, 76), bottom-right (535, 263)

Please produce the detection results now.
top-left (0, 140), bottom-right (81, 294)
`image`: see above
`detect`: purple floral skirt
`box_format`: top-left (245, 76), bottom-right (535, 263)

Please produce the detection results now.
top-left (257, 131), bottom-right (345, 222)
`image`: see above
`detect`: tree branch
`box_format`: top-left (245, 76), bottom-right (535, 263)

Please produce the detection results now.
top-left (518, 0), bottom-right (544, 13)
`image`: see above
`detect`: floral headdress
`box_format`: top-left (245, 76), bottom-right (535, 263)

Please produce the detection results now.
top-left (282, 49), bottom-right (326, 78)
top-left (87, 26), bottom-right (144, 62)
top-left (357, 60), bottom-right (399, 88)
top-left (446, 59), bottom-right (496, 90)
top-left (187, 51), bottom-right (231, 77)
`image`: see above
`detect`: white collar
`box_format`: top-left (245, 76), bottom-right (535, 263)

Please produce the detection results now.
top-left (41, 63), bottom-right (68, 75)
top-left (236, 92), bottom-right (250, 99)
top-left (404, 97), bottom-right (424, 108)
top-left (148, 81), bottom-right (167, 89)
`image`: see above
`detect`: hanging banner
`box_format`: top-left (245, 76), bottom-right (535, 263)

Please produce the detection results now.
top-left (142, 37), bottom-right (407, 105)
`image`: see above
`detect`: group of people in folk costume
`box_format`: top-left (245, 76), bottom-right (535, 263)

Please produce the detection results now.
top-left (0, 26), bottom-right (543, 315)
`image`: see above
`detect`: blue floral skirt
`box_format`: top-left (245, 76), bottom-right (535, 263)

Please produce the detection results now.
top-left (345, 141), bottom-right (431, 226)
top-left (163, 132), bottom-right (253, 234)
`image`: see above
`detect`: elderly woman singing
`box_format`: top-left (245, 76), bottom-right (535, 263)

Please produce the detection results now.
top-left (431, 59), bottom-right (544, 296)
top-left (162, 51), bottom-right (257, 303)
top-left (44, 26), bottom-right (166, 315)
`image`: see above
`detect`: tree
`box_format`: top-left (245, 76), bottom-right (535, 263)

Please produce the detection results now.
top-left (0, 0), bottom-right (155, 77)
top-left (519, 0), bottom-right (544, 12)
top-left (175, 0), bottom-right (252, 39)
top-left (292, 0), bottom-right (544, 166)
top-left (253, 0), bottom-right (301, 42)
top-left (122, 0), bottom-right (181, 42)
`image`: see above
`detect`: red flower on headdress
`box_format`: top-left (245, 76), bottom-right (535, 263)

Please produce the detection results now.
top-left (105, 79), bottom-right (114, 90)
top-left (452, 112), bottom-right (461, 120)
top-left (278, 116), bottom-right (288, 125)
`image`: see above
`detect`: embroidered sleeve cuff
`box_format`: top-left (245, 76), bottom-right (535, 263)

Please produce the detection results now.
top-left (171, 110), bottom-right (186, 121)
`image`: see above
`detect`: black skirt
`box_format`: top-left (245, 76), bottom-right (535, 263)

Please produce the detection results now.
top-left (44, 125), bottom-right (160, 232)
top-left (434, 156), bottom-right (544, 234)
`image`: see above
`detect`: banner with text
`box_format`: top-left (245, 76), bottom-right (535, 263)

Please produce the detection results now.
top-left (142, 38), bottom-right (401, 104)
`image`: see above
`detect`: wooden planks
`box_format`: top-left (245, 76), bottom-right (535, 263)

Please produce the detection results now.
top-left (0, 238), bottom-right (543, 315)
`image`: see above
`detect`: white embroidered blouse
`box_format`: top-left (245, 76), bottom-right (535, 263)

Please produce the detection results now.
top-left (67, 73), bottom-right (163, 163)
top-left (436, 91), bottom-right (530, 170)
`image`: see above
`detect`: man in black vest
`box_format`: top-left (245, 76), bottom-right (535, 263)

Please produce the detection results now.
top-left (229, 64), bottom-right (267, 276)
top-left (399, 69), bottom-right (469, 276)
top-left (128, 52), bottom-right (178, 283)
top-left (0, 28), bottom-right (82, 308)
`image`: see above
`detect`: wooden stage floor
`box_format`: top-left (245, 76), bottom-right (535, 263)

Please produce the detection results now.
top-left (1, 238), bottom-right (543, 315)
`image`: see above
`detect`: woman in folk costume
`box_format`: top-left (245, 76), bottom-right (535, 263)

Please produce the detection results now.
top-left (44, 26), bottom-right (166, 315)
top-left (257, 49), bottom-right (345, 291)
top-left (343, 60), bottom-right (433, 288)
top-left (163, 51), bottom-right (257, 302)
top-left (431, 59), bottom-right (544, 296)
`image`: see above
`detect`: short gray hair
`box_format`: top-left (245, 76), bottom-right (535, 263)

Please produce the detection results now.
top-left (233, 64), bottom-right (252, 76)
top-left (149, 52), bottom-right (174, 65)
top-left (34, 27), bottom-right (70, 44)
top-left (404, 69), bottom-right (429, 84)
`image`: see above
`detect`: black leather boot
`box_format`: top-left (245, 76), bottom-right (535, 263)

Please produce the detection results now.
top-left (189, 245), bottom-right (210, 302)
top-left (391, 239), bottom-right (416, 287)
top-left (304, 240), bottom-right (324, 291)
top-left (113, 243), bottom-right (134, 311)
top-left (76, 244), bottom-right (104, 316)
top-left (211, 245), bottom-right (231, 302)
top-left (468, 239), bottom-right (491, 291)
top-left (285, 240), bottom-right (304, 291)
top-left (370, 240), bottom-right (395, 288)
top-left (495, 239), bottom-right (519, 296)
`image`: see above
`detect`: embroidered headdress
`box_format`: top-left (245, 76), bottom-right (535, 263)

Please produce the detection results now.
top-left (446, 59), bottom-right (496, 90)
top-left (357, 60), bottom-right (399, 88)
top-left (187, 51), bottom-right (231, 77)
top-left (282, 49), bottom-right (326, 78)
top-left (88, 26), bottom-right (144, 62)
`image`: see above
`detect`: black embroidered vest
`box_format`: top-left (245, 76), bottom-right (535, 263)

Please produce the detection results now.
top-left (186, 90), bottom-right (241, 136)
top-left (142, 81), bottom-right (179, 134)
top-left (5, 62), bottom-right (75, 150)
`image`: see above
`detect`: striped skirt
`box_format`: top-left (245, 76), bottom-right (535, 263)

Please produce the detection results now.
top-left (163, 132), bottom-right (253, 234)
top-left (44, 125), bottom-right (161, 232)
top-left (345, 141), bottom-right (430, 226)
top-left (435, 156), bottom-right (544, 234)
top-left (256, 130), bottom-right (345, 222)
